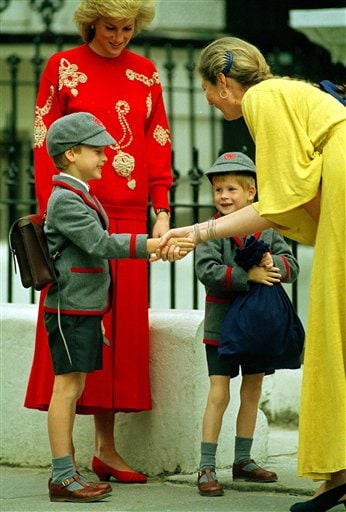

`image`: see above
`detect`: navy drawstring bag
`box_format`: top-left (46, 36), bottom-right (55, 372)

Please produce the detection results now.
top-left (218, 236), bottom-right (305, 370)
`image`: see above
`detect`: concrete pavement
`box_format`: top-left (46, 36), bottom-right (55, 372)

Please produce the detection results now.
top-left (2, 427), bottom-right (345, 512)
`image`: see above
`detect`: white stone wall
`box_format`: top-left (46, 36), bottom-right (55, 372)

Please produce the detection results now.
top-left (1, 303), bottom-right (271, 474)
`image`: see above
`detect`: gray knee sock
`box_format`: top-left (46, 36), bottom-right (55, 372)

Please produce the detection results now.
top-left (234, 437), bottom-right (257, 471)
top-left (199, 442), bottom-right (218, 483)
top-left (51, 455), bottom-right (82, 491)
top-left (199, 442), bottom-right (217, 471)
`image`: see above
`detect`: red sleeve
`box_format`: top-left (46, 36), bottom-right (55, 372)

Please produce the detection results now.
top-left (145, 68), bottom-right (173, 210)
top-left (33, 55), bottom-right (64, 215)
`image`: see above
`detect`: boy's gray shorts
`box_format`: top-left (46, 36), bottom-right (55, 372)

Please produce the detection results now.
top-left (44, 313), bottom-right (103, 375)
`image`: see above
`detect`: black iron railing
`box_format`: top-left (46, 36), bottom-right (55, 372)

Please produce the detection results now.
top-left (1, 3), bottom-right (302, 309)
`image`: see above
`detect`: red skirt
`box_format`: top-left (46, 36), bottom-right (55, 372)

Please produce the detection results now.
top-left (24, 218), bottom-right (152, 414)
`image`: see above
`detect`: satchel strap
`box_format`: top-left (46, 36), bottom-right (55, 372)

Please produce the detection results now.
top-left (42, 211), bottom-right (70, 262)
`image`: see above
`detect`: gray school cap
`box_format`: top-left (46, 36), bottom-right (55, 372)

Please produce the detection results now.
top-left (46, 112), bottom-right (116, 156)
top-left (205, 152), bottom-right (256, 182)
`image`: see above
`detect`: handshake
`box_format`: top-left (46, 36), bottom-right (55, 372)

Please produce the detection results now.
top-left (147, 222), bottom-right (212, 262)
top-left (150, 234), bottom-right (195, 262)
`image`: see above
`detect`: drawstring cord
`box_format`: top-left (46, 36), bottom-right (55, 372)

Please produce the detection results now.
top-left (57, 294), bottom-right (73, 367)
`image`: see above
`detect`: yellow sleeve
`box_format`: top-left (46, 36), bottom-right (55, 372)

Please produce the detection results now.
top-left (242, 82), bottom-right (322, 245)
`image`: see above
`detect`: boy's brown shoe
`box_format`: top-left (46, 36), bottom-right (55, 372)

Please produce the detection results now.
top-left (49, 474), bottom-right (110, 502)
top-left (197, 468), bottom-right (224, 497)
top-left (232, 459), bottom-right (278, 482)
top-left (75, 471), bottom-right (112, 492)
top-left (49, 474), bottom-right (112, 493)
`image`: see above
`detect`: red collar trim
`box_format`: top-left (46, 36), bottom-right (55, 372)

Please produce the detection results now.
top-left (53, 180), bottom-right (107, 228)
top-left (233, 232), bottom-right (262, 248)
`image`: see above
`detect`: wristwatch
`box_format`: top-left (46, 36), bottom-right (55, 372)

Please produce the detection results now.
top-left (155, 208), bottom-right (171, 217)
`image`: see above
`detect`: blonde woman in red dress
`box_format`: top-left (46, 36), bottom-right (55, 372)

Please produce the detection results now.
top-left (25, 0), bottom-right (172, 483)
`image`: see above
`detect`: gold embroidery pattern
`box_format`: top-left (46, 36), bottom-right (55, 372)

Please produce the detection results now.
top-left (154, 125), bottom-right (171, 146)
top-left (126, 69), bottom-right (160, 87)
top-left (59, 58), bottom-right (87, 97)
top-left (34, 86), bottom-right (54, 148)
top-left (146, 93), bottom-right (152, 119)
top-left (110, 101), bottom-right (136, 190)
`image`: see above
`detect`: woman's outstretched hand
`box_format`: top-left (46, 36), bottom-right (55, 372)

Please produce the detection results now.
top-left (150, 234), bottom-right (195, 262)
top-left (154, 227), bottom-right (195, 261)
top-left (160, 226), bottom-right (195, 246)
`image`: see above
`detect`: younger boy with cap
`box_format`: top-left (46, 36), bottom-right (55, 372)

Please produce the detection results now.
top-left (195, 152), bottom-right (299, 496)
top-left (43, 112), bottom-right (192, 503)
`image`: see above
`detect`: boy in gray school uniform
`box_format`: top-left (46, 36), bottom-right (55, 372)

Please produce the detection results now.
top-left (43, 112), bottom-right (192, 503)
top-left (195, 152), bottom-right (300, 497)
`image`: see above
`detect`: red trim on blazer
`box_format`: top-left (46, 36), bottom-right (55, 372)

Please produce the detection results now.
top-left (233, 231), bottom-right (262, 248)
top-left (225, 266), bottom-right (232, 289)
top-left (203, 338), bottom-right (219, 346)
top-left (130, 234), bottom-right (137, 258)
top-left (53, 180), bottom-right (107, 229)
top-left (280, 255), bottom-right (290, 280)
top-left (206, 295), bottom-right (232, 304)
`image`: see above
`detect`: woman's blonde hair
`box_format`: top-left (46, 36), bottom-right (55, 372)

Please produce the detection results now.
top-left (197, 36), bottom-right (273, 87)
top-left (74, 0), bottom-right (156, 43)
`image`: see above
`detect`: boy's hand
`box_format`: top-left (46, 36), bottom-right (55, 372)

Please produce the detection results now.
top-left (259, 251), bottom-right (274, 268)
top-left (101, 319), bottom-right (111, 346)
top-left (151, 237), bottom-right (195, 262)
top-left (248, 265), bottom-right (281, 286)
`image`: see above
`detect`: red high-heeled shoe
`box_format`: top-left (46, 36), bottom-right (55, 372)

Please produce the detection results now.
top-left (92, 456), bottom-right (147, 484)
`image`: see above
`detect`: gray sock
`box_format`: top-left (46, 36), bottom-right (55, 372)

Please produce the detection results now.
top-left (51, 455), bottom-right (83, 491)
top-left (76, 471), bottom-right (89, 484)
top-left (234, 437), bottom-right (257, 471)
top-left (199, 442), bottom-right (217, 482)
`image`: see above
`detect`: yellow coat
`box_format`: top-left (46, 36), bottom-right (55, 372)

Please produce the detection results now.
top-left (242, 78), bottom-right (346, 480)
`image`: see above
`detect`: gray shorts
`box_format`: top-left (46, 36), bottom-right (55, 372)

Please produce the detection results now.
top-left (45, 313), bottom-right (103, 375)
top-left (205, 344), bottom-right (275, 378)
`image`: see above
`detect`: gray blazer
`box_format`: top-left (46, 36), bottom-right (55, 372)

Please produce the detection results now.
top-left (195, 218), bottom-right (300, 345)
top-left (44, 175), bottom-right (148, 315)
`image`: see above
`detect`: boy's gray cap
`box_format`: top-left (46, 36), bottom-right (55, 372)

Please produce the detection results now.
top-left (46, 112), bottom-right (116, 156)
top-left (205, 152), bottom-right (256, 182)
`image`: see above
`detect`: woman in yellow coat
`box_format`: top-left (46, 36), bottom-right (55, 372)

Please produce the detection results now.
top-left (160, 37), bottom-right (346, 512)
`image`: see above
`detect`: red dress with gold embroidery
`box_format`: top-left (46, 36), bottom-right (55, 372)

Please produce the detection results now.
top-left (24, 44), bottom-right (172, 413)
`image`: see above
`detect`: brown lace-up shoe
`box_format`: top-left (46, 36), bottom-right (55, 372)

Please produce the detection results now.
top-left (232, 459), bottom-right (278, 482)
top-left (49, 474), bottom-right (110, 502)
top-left (197, 468), bottom-right (224, 497)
